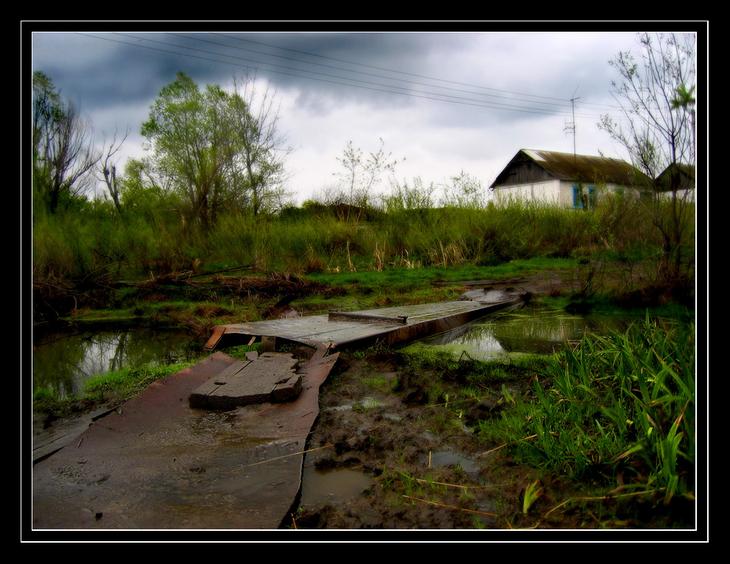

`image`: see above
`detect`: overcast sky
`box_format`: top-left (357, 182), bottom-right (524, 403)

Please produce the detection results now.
top-left (31, 29), bottom-right (677, 204)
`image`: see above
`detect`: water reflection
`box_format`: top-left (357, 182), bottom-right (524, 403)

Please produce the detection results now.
top-left (419, 306), bottom-right (629, 360)
top-left (33, 329), bottom-right (199, 397)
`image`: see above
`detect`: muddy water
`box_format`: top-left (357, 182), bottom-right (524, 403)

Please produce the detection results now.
top-left (424, 450), bottom-right (481, 479)
top-left (299, 456), bottom-right (373, 508)
top-left (415, 304), bottom-right (631, 360)
top-left (33, 329), bottom-right (200, 397)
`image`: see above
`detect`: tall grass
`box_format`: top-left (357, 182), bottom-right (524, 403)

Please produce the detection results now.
top-left (479, 316), bottom-right (694, 503)
top-left (33, 196), bottom-right (690, 286)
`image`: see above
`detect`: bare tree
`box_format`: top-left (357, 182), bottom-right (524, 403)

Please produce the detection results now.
top-left (333, 138), bottom-right (402, 221)
top-left (229, 75), bottom-right (291, 217)
top-left (33, 72), bottom-right (100, 213)
top-left (98, 130), bottom-right (129, 216)
top-left (598, 32), bottom-right (696, 286)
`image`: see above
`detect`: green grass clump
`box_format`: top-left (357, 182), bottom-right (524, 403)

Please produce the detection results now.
top-left (84, 361), bottom-right (195, 400)
top-left (34, 360), bottom-right (199, 417)
top-left (225, 342), bottom-right (262, 360)
top-left (480, 316), bottom-right (694, 503)
top-left (399, 343), bottom-right (551, 386)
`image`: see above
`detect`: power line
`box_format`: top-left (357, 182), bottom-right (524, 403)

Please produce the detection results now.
top-left (169, 32), bottom-right (580, 112)
top-left (77, 32), bottom-right (605, 120)
top-left (222, 33), bottom-right (574, 104)
top-left (112, 32), bottom-right (602, 118)
top-left (219, 32), bottom-right (622, 112)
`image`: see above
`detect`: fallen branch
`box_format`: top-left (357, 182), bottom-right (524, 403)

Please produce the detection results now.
top-left (411, 477), bottom-right (511, 491)
top-left (477, 434), bottom-right (537, 457)
top-left (402, 494), bottom-right (497, 517)
top-left (531, 488), bottom-right (664, 528)
top-left (240, 443), bottom-right (334, 468)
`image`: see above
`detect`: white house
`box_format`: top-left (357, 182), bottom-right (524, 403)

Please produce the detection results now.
top-left (490, 149), bottom-right (651, 208)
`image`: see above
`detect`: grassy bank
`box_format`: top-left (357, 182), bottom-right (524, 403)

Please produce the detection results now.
top-left (478, 316), bottom-right (695, 506)
top-left (34, 198), bottom-right (692, 283)
top-left (33, 359), bottom-right (199, 418)
top-left (33, 196), bottom-right (695, 327)
top-left (351, 312), bottom-right (696, 526)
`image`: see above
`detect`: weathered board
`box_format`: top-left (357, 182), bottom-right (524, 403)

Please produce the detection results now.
top-left (205, 298), bottom-right (523, 351)
top-left (33, 348), bottom-right (339, 529)
top-left (188, 352), bottom-right (301, 410)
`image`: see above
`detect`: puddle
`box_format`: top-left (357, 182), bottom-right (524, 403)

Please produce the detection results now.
top-left (299, 461), bottom-right (373, 507)
top-left (414, 305), bottom-right (631, 360)
top-left (423, 450), bottom-right (481, 478)
top-left (33, 328), bottom-right (200, 397)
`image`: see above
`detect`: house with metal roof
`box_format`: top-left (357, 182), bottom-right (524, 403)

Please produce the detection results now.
top-left (490, 149), bottom-right (651, 208)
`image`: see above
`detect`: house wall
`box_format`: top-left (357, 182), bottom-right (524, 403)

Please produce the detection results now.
top-left (493, 179), bottom-right (561, 205)
top-left (559, 181), bottom-right (642, 207)
top-left (657, 189), bottom-right (695, 203)
top-left (494, 180), bottom-right (642, 208)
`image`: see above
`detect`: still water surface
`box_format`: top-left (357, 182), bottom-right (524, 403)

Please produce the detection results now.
top-left (415, 304), bottom-right (633, 360)
top-left (33, 329), bottom-right (201, 397)
top-left (33, 305), bottom-right (637, 397)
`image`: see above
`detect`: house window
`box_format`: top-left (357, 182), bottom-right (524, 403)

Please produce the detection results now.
top-left (588, 185), bottom-right (597, 207)
top-left (572, 184), bottom-right (583, 208)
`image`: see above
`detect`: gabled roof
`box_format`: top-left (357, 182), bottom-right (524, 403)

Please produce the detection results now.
top-left (490, 149), bottom-right (652, 188)
top-left (655, 163), bottom-right (695, 191)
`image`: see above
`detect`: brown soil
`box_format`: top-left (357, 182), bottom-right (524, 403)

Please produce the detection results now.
top-left (289, 349), bottom-right (695, 530)
top-left (290, 354), bottom-right (566, 530)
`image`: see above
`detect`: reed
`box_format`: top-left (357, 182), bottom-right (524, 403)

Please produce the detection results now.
top-left (479, 316), bottom-right (695, 503)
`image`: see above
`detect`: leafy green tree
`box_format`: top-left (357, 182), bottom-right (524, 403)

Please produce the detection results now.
top-left (141, 72), bottom-right (289, 228)
top-left (120, 157), bottom-right (182, 223)
top-left (142, 73), bottom-right (230, 231)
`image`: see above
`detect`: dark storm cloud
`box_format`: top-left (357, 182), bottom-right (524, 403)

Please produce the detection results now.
top-left (33, 33), bottom-right (243, 110)
top-left (33, 31), bottom-right (599, 127)
top-left (29, 29), bottom-right (657, 201)
top-left (33, 31), bottom-right (488, 128)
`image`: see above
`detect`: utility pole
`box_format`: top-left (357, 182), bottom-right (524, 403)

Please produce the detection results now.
top-left (563, 86), bottom-right (581, 161)
top-left (563, 96), bottom-right (581, 161)
top-left (570, 97), bottom-right (580, 159)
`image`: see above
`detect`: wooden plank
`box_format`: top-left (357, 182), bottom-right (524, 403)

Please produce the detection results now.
top-left (328, 311), bottom-right (408, 324)
top-left (189, 353), bottom-right (300, 410)
top-left (203, 325), bottom-right (227, 351)
top-left (33, 350), bottom-right (341, 529)
top-left (206, 298), bottom-right (525, 351)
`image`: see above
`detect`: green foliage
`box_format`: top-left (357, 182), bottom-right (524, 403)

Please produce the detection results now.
top-left (142, 72), bottom-right (286, 229)
top-left (481, 316), bottom-right (694, 503)
top-left (33, 165), bottom-right (693, 318)
top-left (83, 361), bottom-right (193, 399)
top-left (522, 480), bottom-right (544, 514)
top-left (33, 359), bottom-right (197, 417)
top-left (225, 342), bottom-right (262, 360)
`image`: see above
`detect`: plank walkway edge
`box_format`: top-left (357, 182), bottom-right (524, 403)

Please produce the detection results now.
top-left (205, 296), bottom-right (524, 352)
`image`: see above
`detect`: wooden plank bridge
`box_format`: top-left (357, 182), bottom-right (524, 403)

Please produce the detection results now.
top-left (33, 293), bottom-right (525, 529)
top-left (205, 296), bottom-right (523, 352)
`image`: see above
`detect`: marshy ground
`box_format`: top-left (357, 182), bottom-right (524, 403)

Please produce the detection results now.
top-left (31, 259), bottom-right (696, 530)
